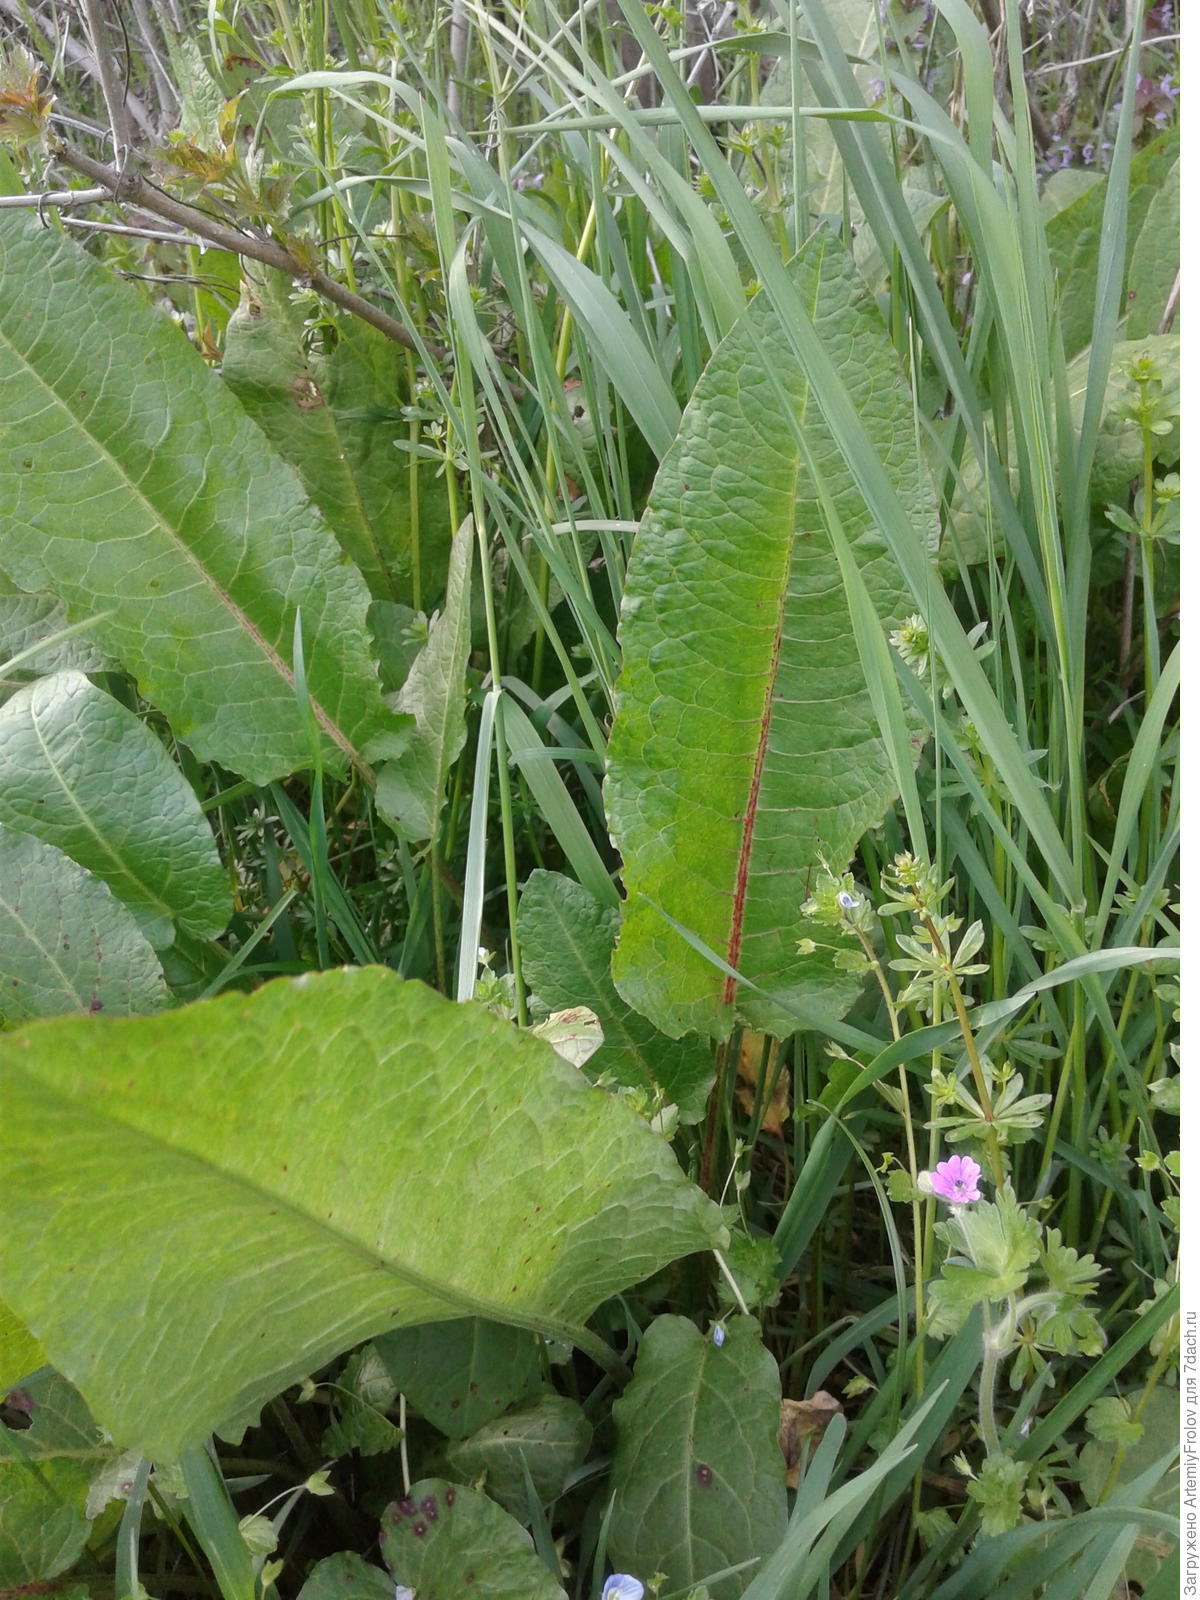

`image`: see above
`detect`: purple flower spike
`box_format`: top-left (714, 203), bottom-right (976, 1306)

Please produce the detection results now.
top-left (928, 1155), bottom-right (983, 1205)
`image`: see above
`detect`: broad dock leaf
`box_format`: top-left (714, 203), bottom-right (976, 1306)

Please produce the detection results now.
top-left (518, 869), bottom-right (714, 1120)
top-left (222, 287), bottom-right (452, 605)
top-left (0, 670), bottom-right (230, 947)
top-left (607, 1315), bottom-right (787, 1598)
top-left (0, 212), bottom-right (403, 784)
top-left (375, 518), bottom-right (473, 841)
top-left (381, 1479), bottom-right (565, 1599)
top-left (0, 1369), bottom-right (116, 1586)
top-left (0, 826), bottom-right (167, 1022)
top-left (0, 967), bottom-right (724, 1459)
top-left (607, 231), bottom-right (932, 1037)
top-left (375, 1318), bottom-right (541, 1439)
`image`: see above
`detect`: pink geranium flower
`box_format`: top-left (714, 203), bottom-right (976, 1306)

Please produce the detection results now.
top-left (928, 1155), bottom-right (983, 1205)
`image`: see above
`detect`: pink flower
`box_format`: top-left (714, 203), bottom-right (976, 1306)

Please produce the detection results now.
top-left (928, 1155), bottom-right (983, 1205)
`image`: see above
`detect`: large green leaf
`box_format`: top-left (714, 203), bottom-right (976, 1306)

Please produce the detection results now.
top-left (222, 287), bottom-right (452, 606)
top-left (0, 826), bottom-right (167, 1023)
top-left (375, 1318), bottom-right (541, 1440)
top-left (1046, 130), bottom-right (1179, 359)
top-left (444, 1392), bottom-right (592, 1512)
top-left (0, 968), bottom-right (724, 1460)
top-left (0, 589), bottom-right (111, 676)
top-left (0, 1299), bottom-right (43, 1388)
top-left (0, 212), bottom-right (404, 785)
top-left (1124, 154), bottom-right (1180, 340)
top-left (381, 1478), bottom-right (565, 1600)
top-left (0, 1369), bottom-right (116, 1586)
top-left (0, 670), bottom-right (230, 947)
top-left (297, 1552), bottom-right (395, 1600)
top-left (607, 231), bottom-right (931, 1038)
top-left (374, 518), bottom-right (473, 842)
top-left (607, 1316), bottom-right (787, 1598)
top-left (518, 869), bottom-right (714, 1120)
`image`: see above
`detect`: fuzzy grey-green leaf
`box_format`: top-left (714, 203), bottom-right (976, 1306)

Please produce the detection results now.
top-left (0, 671), bottom-right (230, 947)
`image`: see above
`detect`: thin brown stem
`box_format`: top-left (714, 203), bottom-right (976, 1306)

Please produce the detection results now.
top-left (54, 142), bottom-right (437, 357)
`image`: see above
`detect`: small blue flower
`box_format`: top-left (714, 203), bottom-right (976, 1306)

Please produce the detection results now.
top-left (837, 890), bottom-right (860, 911)
top-left (602, 1578), bottom-right (645, 1600)
top-left (712, 1322), bottom-right (726, 1348)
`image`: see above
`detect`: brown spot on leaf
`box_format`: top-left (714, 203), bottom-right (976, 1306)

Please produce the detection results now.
top-left (289, 375), bottom-right (325, 410)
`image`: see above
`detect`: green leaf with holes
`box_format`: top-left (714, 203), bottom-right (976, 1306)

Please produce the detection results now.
top-left (0, 967), bottom-right (724, 1460)
top-left (0, 1369), bottom-right (117, 1587)
top-left (0, 670), bottom-right (229, 947)
top-left (0, 825), bottom-right (167, 1023)
top-left (0, 211), bottom-right (405, 785)
top-left (381, 1479), bottom-right (565, 1599)
top-left (607, 230), bottom-right (929, 1038)
top-left (607, 1316), bottom-right (787, 1599)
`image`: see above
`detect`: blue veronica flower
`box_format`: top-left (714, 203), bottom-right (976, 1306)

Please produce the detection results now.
top-left (601, 1578), bottom-right (645, 1600)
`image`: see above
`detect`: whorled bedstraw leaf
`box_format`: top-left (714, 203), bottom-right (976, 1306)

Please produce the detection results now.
top-left (0, 670), bottom-right (230, 947)
top-left (0, 967), bottom-right (725, 1460)
top-left (518, 870), bottom-right (714, 1120)
top-left (607, 1315), bottom-right (787, 1598)
top-left (0, 825), bottom-right (167, 1023)
top-left (0, 210), bottom-right (406, 785)
top-left (381, 1478), bottom-right (565, 1600)
top-left (607, 230), bottom-right (932, 1038)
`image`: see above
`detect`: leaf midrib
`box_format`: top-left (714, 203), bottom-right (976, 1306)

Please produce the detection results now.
top-left (13, 1062), bottom-right (598, 1357)
top-left (0, 315), bottom-right (359, 768)
top-left (25, 687), bottom-right (174, 929)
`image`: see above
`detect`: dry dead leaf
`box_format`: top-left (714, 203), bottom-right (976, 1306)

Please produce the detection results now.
top-left (779, 1392), bottom-right (844, 1487)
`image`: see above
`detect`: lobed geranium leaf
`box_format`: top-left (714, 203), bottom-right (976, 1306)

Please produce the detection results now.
top-left (0, 968), bottom-right (724, 1459)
